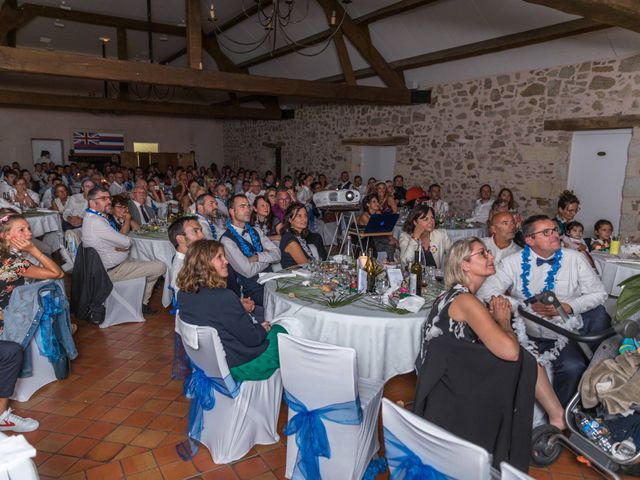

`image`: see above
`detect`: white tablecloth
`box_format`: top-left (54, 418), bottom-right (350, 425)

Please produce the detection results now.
top-left (264, 281), bottom-right (428, 382)
top-left (592, 252), bottom-right (640, 297)
top-left (25, 211), bottom-right (61, 238)
top-left (129, 233), bottom-right (176, 308)
top-left (393, 225), bottom-right (485, 243)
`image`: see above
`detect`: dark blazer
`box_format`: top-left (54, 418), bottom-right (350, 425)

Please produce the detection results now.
top-left (128, 200), bottom-right (156, 225)
top-left (70, 246), bottom-right (113, 321)
top-left (413, 334), bottom-right (536, 471)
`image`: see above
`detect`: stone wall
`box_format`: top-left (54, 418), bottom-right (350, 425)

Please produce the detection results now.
top-left (223, 53), bottom-right (640, 239)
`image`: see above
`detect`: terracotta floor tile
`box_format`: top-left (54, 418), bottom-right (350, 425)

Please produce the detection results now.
top-left (86, 441), bottom-right (125, 462)
top-left (101, 407), bottom-right (134, 424)
top-left (56, 417), bottom-right (94, 436)
top-left (260, 446), bottom-right (286, 470)
top-left (146, 414), bottom-right (178, 431)
top-left (80, 421), bottom-right (118, 439)
top-left (39, 413), bottom-right (70, 432)
top-left (202, 466), bottom-right (240, 480)
top-left (21, 428), bottom-right (49, 445)
top-left (126, 467), bottom-right (164, 480)
top-left (120, 451), bottom-right (158, 476)
top-left (31, 397), bottom-right (62, 413)
top-left (85, 461), bottom-right (124, 480)
top-left (38, 454), bottom-right (78, 477)
top-left (151, 443), bottom-right (182, 466)
top-left (63, 459), bottom-right (104, 475)
top-left (59, 436), bottom-right (100, 457)
top-left (111, 381), bottom-right (142, 395)
top-left (162, 402), bottom-right (189, 417)
top-left (156, 432), bottom-right (186, 447)
top-left (60, 471), bottom-right (87, 480)
top-left (92, 392), bottom-right (126, 407)
top-left (33, 450), bottom-right (52, 466)
top-left (140, 398), bottom-right (172, 413)
top-left (127, 371), bottom-right (155, 383)
top-left (119, 393), bottom-right (152, 409)
top-left (273, 466), bottom-right (286, 480)
top-left (250, 472), bottom-right (278, 480)
top-left (122, 410), bottom-right (157, 429)
top-left (72, 389), bottom-right (104, 403)
top-left (131, 429), bottom-right (168, 448)
top-left (76, 404), bottom-right (112, 421)
top-left (192, 450), bottom-right (222, 473)
top-left (159, 459), bottom-right (198, 480)
top-left (36, 432), bottom-right (75, 453)
top-left (114, 445), bottom-right (149, 461)
top-left (234, 456), bottom-right (270, 480)
top-left (104, 425), bottom-right (143, 444)
top-left (57, 401), bottom-right (89, 417)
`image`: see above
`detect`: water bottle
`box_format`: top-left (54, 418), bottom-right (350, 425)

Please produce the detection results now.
top-left (575, 411), bottom-right (613, 452)
top-left (345, 236), bottom-right (353, 260)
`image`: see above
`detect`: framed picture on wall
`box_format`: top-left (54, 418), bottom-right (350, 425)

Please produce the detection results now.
top-left (31, 138), bottom-right (64, 166)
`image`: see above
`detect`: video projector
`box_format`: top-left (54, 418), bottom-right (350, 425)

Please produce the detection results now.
top-left (313, 189), bottom-right (361, 209)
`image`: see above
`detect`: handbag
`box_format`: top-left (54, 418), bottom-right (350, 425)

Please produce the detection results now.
top-left (52, 353), bottom-right (70, 380)
top-left (86, 303), bottom-right (106, 325)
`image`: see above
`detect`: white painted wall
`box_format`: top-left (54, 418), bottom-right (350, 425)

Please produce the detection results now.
top-left (360, 146), bottom-right (396, 184)
top-left (0, 108), bottom-right (225, 169)
top-left (568, 129), bottom-right (632, 237)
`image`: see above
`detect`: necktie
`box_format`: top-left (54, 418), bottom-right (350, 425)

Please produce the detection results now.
top-left (536, 257), bottom-right (555, 267)
top-left (141, 204), bottom-right (150, 223)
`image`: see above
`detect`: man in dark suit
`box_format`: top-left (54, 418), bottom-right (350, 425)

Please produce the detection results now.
top-left (128, 186), bottom-right (155, 226)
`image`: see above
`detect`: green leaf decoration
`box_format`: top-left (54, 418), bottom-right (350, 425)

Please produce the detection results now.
top-left (615, 274), bottom-right (640, 322)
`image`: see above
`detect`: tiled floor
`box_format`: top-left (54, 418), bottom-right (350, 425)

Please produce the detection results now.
top-left (6, 284), bottom-right (634, 479)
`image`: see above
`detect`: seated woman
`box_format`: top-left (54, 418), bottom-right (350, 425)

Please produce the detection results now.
top-left (0, 211), bottom-right (65, 334)
top-left (176, 240), bottom-right (286, 381)
top-left (413, 238), bottom-right (563, 470)
top-left (279, 203), bottom-right (317, 269)
top-left (399, 205), bottom-right (451, 268)
top-left (109, 195), bottom-right (138, 234)
top-left (11, 178), bottom-right (39, 209)
top-left (251, 195), bottom-right (281, 241)
top-left (375, 181), bottom-right (398, 214)
top-left (357, 194), bottom-right (398, 259)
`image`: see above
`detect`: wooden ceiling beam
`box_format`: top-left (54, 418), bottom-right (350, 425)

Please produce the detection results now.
top-left (0, 89), bottom-right (282, 120)
top-left (186, 0), bottom-right (203, 69)
top-left (19, 3), bottom-right (186, 37)
top-left (544, 114), bottom-right (640, 131)
top-left (0, 46), bottom-right (411, 104)
top-left (319, 18), bottom-right (609, 82)
top-left (0, 1), bottom-right (35, 45)
top-left (116, 27), bottom-right (129, 99)
top-left (317, 2), bottom-right (355, 85)
top-left (236, 0), bottom-right (438, 70)
top-left (315, 0), bottom-right (406, 89)
top-left (523, 0), bottom-right (640, 33)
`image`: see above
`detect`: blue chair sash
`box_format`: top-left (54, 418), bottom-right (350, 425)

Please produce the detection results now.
top-left (37, 293), bottom-right (65, 364)
top-left (383, 427), bottom-right (451, 480)
top-left (283, 389), bottom-right (363, 480)
top-left (177, 360), bottom-right (242, 459)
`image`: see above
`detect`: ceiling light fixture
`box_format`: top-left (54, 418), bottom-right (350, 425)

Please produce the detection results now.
top-left (59, 1), bottom-right (71, 11)
top-left (39, 36), bottom-right (52, 44)
top-left (54, 19), bottom-right (65, 28)
top-left (209, 0), bottom-right (352, 57)
top-left (159, 34), bottom-right (168, 42)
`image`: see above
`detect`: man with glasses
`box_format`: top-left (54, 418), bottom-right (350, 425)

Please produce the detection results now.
top-left (246, 179), bottom-right (264, 206)
top-left (478, 214), bottom-right (609, 406)
top-left (82, 186), bottom-right (166, 315)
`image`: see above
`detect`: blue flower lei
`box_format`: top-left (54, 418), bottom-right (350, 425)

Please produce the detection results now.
top-left (520, 245), bottom-right (563, 299)
top-left (226, 219), bottom-right (263, 257)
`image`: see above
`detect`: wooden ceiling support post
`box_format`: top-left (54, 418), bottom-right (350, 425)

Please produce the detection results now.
top-left (186, 0), bottom-right (202, 69)
top-left (117, 27), bottom-right (129, 99)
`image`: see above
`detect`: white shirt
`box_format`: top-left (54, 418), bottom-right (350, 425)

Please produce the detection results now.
top-left (425, 199), bottom-right (449, 217)
top-left (196, 214), bottom-right (221, 241)
top-left (468, 199), bottom-right (493, 223)
top-left (62, 193), bottom-right (88, 221)
top-left (215, 197), bottom-right (229, 218)
top-left (399, 229), bottom-right (452, 268)
top-left (169, 251), bottom-right (185, 293)
top-left (81, 211), bottom-right (131, 269)
top-left (480, 236), bottom-right (521, 267)
top-left (40, 187), bottom-right (54, 209)
top-left (109, 182), bottom-right (126, 196)
top-left (0, 180), bottom-right (12, 197)
top-left (297, 186), bottom-right (312, 207)
top-left (477, 248), bottom-right (607, 339)
top-left (220, 223), bottom-right (281, 278)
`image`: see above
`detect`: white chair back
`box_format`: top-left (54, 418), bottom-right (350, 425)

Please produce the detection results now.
top-left (101, 277), bottom-right (145, 328)
top-left (278, 333), bottom-right (358, 410)
top-left (382, 397), bottom-right (492, 480)
top-left (0, 433), bottom-right (38, 480)
top-left (500, 462), bottom-right (533, 480)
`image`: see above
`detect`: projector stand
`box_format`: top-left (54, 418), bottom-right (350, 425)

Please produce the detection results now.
top-left (327, 210), bottom-right (364, 258)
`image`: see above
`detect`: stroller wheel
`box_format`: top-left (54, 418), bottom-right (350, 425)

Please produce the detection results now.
top-left (531, 424), bottom-right (562, 467)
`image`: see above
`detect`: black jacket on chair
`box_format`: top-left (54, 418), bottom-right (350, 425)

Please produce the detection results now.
top-left (70, 246), bottom-right (113, 322)
top-left (413, 335), bottom-right (537, 472)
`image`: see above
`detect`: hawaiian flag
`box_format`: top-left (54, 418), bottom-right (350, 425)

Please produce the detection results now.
top-left (72, 130), bottom-right (125, 157)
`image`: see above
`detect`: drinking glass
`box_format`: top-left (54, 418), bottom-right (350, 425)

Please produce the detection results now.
top-left (434, 268), bottom-right (444, 283)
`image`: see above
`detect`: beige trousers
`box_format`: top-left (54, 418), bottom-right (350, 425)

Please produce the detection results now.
top-left (107, 259), bottom-right (166, 305)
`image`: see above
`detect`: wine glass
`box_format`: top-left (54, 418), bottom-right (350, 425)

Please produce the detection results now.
top-left (434, 268), bottom-right (444, 283)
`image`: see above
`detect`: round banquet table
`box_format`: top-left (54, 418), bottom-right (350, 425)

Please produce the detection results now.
top-left (263, 280), bottom-right (430, 382)
top-left (24, 210), bottom-right (62, 238)
top-left (129, 232), bottom-right (176, 308)
top-left (591, 252), bottom-right (640, 297)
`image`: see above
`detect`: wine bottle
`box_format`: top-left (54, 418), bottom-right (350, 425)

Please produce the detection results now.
top-left (365, 247), bottom-right (376, 293)
top-left (410, 249), bottom-right (422, 296)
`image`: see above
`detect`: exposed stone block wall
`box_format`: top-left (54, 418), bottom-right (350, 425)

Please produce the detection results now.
top-left (223, 54), bottom-right (640, 239)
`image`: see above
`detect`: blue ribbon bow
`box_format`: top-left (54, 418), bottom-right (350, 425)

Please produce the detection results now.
top-left (283, 389), bottom-right (363, 480)
top-left (536, 257), bottom-right (556, 267)
top-left (177, 361), bottom-right (241, 459)
top-left (384, 427), bottom-right (451, 480)
top-left (37, 293), bottom-right (65, 364)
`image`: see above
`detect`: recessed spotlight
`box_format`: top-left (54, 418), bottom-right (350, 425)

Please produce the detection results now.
top-left (177, 19), bottom-right (186, 27)
top-left (98, 36), bottom-right (111, 43)
top-left (54, 19), bottom-right (65, 28)
top-left (39, 36), bottom-right (52, 44)
top-left (159, 34), bottom-right (168, 42)
top-left (59, 1), bottom-right (71, 11)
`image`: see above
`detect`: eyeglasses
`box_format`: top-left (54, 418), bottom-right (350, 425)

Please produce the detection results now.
top-left (465, 248), bottom-right (492, 260)
top-left (94, 195), bottom-right (112, 201)
top-left (529, 226), bottom-right (559, 237)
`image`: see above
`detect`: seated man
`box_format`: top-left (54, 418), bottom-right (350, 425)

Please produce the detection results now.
top-left (62, 178), bottom-right (94, 229)
top-left (82, 186), bottom-right (166, 315)
top-left (195, 193), bottom-right (222, 241)
top-left (167, 216), bottom-right (205, 292)
top-left (477, 214), bottom-right (609, 406)
top-left (0, 341), bottom-right (38, 432)
top-left (425, 183), bottom-right (449, 218)
top-left (221, 194), bottom-right (281, 307)
top-left (481, 211), bottom-right (521, 266)
top-left (128, 186), bottom-right (155, 227)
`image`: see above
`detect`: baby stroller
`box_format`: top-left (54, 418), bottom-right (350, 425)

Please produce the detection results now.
top-left (523, 291), bottom-right (640, 479)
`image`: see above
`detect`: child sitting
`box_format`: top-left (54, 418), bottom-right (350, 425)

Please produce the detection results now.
top-left (590, 219), bottom-right (613, 252)
top-left (562, 221), bottom-right (588, 252)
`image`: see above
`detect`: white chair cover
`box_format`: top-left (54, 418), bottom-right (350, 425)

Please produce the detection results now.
top-left (101, 278), bottom-right (145, 329)
top-left (175, 317), bottom-right (282, 464)
top-left (278, 333), bottom-right (384, 480)
top-left (11, 327), bottom-right (57, 402)
top-left (64, 229), bottom-right (81, 262)
top-left (500, 461), bottom-right (533, 479)
top-left (382, 397), bottom-right (493, 480)
top-left (0, 433), bottom-right (38, 480)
